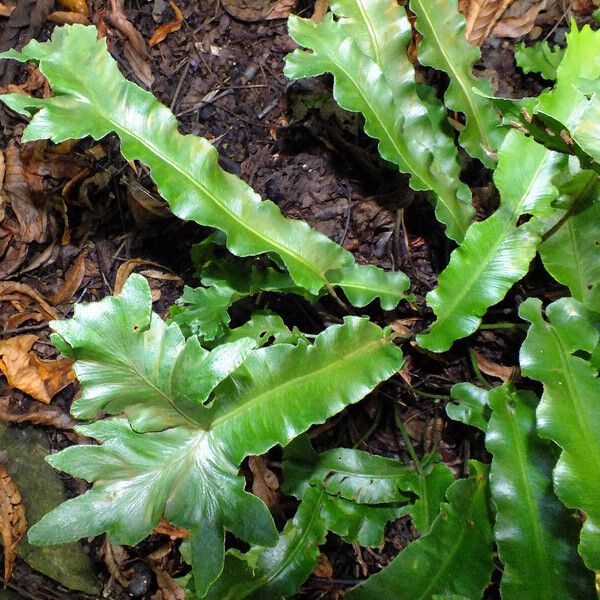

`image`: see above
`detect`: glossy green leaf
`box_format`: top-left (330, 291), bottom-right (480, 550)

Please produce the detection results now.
top-left (409, 462), bottom-right (455, 535)
top-left (204, 486), bottom-right (328, 600)
top-left (486, 385), bottom-right (595, 599)
top-left (515, 41), bottom-right (564, 81)
top-left (282, 434), bottom-right (420, 504)
top-left (346, 462), bottom-right (494, 600)
top-left (285, 0), bottom-right (474, 242)
top-left (0, 24), bottom-right (405, 308)
top-left (217, 312), bottom-right (303, 347)
top-left (168, 285), bottom-right (236, 340)
top-left (520, 297), bottom-right (600, 570)
top-left (410, 0), bottom-right (504, 165)
top-left (29, 274), bottom-right (403, 595)
top-left (538, 175), bottom-right (600, 312)
top-left (417, 131), bottom-right (563, 352)
top-left (448, 382), bottom-right (490, 432)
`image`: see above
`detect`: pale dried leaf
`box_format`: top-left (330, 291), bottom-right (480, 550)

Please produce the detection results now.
top-left (114, 258), bottom-right (173, 294)
top-left (249, 455), bottom-right (279, 508)
top-left (56, 0), bottom-right (88, 15)
top-left (0, 395), bottom-right (74, 429)
top-left (464, 0), bottom-right (515, 45)
top-left (47, 252), bottom-right (86, 305)
top-left (221, 0), bottom-right (295, 21)
top-left (149, 0), bottom-right (183, 46)
top-left (152, 518), bottom-right (190, 539)
top-left (48, 11), bottom-right (90, 24)
top-left (0, 335), bottom-right (75, 404)
top-left (473, 351), bottom-right (515, 381)
top-left (0, 3), bottom-right (15, 17)
top-left (0, 282), bottom-right (59, 320)
top-left (492, 0), bottom-right (545, 38)
top-left (151, 566), bottom-right (185, 600)
top-left (105, 2), bottom-right (154, 87)
top-left (0, 464), bottom-right (27, 585)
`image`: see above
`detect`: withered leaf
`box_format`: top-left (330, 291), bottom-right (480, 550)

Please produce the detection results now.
top-left (151, 566), bottom-right (185, 600)
top-left (0, 395), bottom-right (74, 429)
top-left (56, 0), bottom-right (88, 16)
top-left (2, 141), bottom-right (47, 244)
top-left (249, 455), bottom-right (279, 508)
top-left (0, 3), bottom-right (15, 17)
top-left (492, 0), bottom-right (545, 38)
top-left (114, 258), bottom-right (174, 295)
top-left (0, 335), bottom-right (75, 404)
top-left (0, 282), bottom-right (59, 320)
top-left (48, 12), bottom-right (91, 25)
top-left (104, 0), bottom-right (154, 88)
top-left (473, 351), bottom-right (515, 382)
top-left (149, 1), bottom-right (183, 46)
top-left (0, 464), bottom-right (27, 585)
top-left (463, 0), bottom-right (515, 45)
top-left (47, 251), bottom-right (86, 306)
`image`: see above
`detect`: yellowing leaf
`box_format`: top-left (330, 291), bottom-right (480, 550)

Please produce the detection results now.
top-left (0, 335), bottom-right (75, 404)
top-left (56, 0), bottom-right (89, 16)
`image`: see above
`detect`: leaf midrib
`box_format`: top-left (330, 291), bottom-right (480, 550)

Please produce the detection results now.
top-left (493, 401), bottom-right (554, 598)
top-left (412, 0), bottom-right (490, 151)
top-left (322, 34), bottom-right (466, 236)
top-left (210, 335), bottom-right (389, 440)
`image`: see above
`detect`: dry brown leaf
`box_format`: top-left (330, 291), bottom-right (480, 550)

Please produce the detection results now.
top-left (463, 0), bottom-right (515, 45)
top-left (0, 335), bottom-right (75, 404)
top-left (4, 311), bottom-right (45, 332)
top-left (56, 0), bottom-right (88, 15)
top-left (312, 553), bottom-right (333, 578)
top-left (473, 351), bottom-right (515, 382)
top-left (149, 1), bottom-right (183, 46)
top-left (152, 518), bottom-right (191, 540)
top-left (2, 141), bottom-right (47, 244)
top-left (126, 176), bottom-right (172, 224)
top-left (570, 0), bottom-right (600, 13)
top-left (48, 10), bottom-right (90, 24)
top-left (102, 538), bottom-right (129, 588)
top-left (311, 0), bottom-right (329, 21)
top-left (221, 0), bottom-right (295, 21)
top-left (0, 395), bottom-right (74, 429)
top-left (104, 0), bottom-right (154, 88)
top-left (0, 282), bottom-right (59, 320)
top-left (47, 251), bottom-right (86, 305)
top-left (151, 566), bottom-right (185, 600)
top-left (114, 258), bottom-right (174, 294)
top-left (0, 150), bottom-right (4, 192)
top-left (248, 456), bottom-right (279, 508)
top-left (0, 464), bottom-right (27, 585)
top-left (492, 0), bottom-right (545, 38)
top-left (0, 3), bottom-right (15, 17)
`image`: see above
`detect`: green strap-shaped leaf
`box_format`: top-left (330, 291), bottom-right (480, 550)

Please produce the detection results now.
top-left (285, 0), bottom-right (474, 242)
top-left (409, 0), bottom-right (504, 166)
top-left (346, 461), bottom-right (494, 600)
top-left (515, 41), bottom-right (564, 81)
top-left (282, 434), bottom-right (420, 503)
top-left (204, 486), bottom-right (328, 600)
top-left (217, 312), bottom-right (303, 347)
top-left (168, 285), bottom-right (236, 340)
top-left (486, 385), bottom-right (595, 599)
top-left (520, 297), bottom-right (600, 570)
top-left (448, 382), bottom-right (490, 432)
top-left (417, 131), bottom-right (562, 352)
top-left (538, 176), bottom-right (600, 312)
top-left (31, 274), bottom-right (404, 595)
top-left (0, 25), bottom-right (406, 307)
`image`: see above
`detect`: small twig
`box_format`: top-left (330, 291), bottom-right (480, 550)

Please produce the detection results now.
top-left (169, 60), bottom-right (190, 112)
top-left (479, 321), bottom-right (528, 331)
